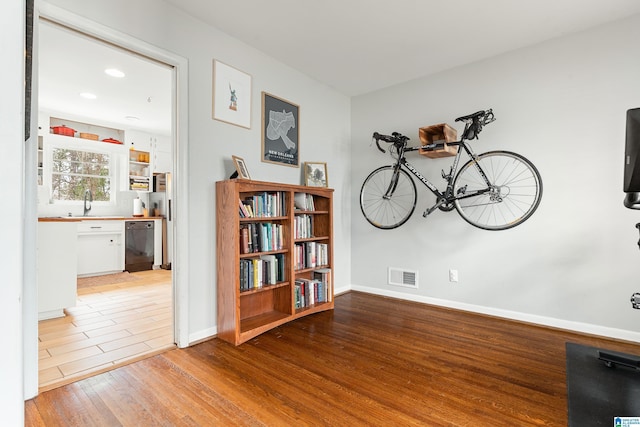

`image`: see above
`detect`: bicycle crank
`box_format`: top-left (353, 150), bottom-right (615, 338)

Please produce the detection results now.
top-left (423, 198), bottom-right (453, 217)
top-left (438, 201), bottom-right (455, 212)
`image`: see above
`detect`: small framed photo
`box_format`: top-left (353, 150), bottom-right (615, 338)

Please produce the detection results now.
top-left (304, 162), bottom-right (328, 187)
top-left (261, 92), bottom-right (299, 167)
top-left (232, 155), bottom-right (251, 180)
top-left (213, 60), bottom-right (252, 129)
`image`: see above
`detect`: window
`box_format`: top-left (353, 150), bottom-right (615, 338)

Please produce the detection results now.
top-left (49, 145), bottom-right (114, 203)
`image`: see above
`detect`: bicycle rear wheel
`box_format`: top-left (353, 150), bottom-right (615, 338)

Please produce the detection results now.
top-left (360, 165), bottom-right (417, 229)
top-left (453, 151), bottom-right (542, 230)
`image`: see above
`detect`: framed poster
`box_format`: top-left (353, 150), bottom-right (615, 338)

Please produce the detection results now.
top-left (212, 60), bottom-right (251, 129)
top-left (304, 162), bottom-right (328, 187)
top-left (261, 92), bottom-right (299, 167)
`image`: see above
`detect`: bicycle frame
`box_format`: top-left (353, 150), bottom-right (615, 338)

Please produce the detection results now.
top-left (390, 138), bottom-right (493, 215)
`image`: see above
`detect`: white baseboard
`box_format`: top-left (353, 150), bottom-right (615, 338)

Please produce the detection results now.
top-left (349, 285), bottom-right (640, 344)
top-left (334, 285), bottom-right (351, 296)
top-left (193, 284), bottom-right (640, 347)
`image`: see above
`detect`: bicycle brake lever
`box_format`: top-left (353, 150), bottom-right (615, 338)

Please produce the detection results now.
top-left (372, 134), bottom-right (385, 153)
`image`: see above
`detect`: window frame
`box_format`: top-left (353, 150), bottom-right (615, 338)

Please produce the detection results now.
top-left (44, 135), bottom-right (121, 206)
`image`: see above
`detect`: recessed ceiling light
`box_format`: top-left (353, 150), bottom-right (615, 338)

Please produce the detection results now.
top-left (80, 92), bottom-right (97, 99)
top-left (105, 68), bottom-right (125, 78)
top-left (125, 116), bottom-right (140, 121)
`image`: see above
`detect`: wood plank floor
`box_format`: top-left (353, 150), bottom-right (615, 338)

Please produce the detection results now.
top-left (27, 291), bottom-right (640, 426)
top-left (38, 269), bottom-right (174, 392)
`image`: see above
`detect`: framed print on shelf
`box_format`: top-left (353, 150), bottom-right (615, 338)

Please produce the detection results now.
top-left (304, 162), bottom-right (328, 187)
top-left (212, 60), bottom-right (252, 129)
top-left (232, 155), bottom-right (251, 180)
top-left (261, 92), bottom-right (299, 167)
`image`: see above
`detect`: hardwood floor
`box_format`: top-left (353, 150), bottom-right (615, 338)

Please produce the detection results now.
top-left (37, 269), bottom-right (174, 392)
top-left (27, 291), bottom-right (640, 426)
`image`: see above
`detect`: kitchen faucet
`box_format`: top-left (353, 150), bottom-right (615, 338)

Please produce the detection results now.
top-left (83, 189), bottom-right (93, 216)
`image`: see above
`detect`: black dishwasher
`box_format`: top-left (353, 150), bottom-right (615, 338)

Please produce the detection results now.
top-left (125, 221), bottom-right (154, 272)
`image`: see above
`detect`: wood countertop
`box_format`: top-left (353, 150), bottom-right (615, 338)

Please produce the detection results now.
top-left (38, 216), bottom-right (165, 222)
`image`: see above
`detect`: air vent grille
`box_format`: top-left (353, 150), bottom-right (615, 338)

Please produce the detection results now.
top-left (388, 267), bottom-right (418, 289)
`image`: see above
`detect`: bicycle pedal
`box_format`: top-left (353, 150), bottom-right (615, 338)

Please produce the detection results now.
top-left (423, 201), bottom-right (443, 217)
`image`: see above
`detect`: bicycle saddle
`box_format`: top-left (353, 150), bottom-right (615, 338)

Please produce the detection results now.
top-left (455, 110), bottom-right (486, 122)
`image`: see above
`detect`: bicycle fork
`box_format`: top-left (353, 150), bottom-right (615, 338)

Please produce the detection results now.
top-left (383, 164), bottom-right (403, 200)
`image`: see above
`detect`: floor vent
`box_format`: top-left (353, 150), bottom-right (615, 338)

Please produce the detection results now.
top-left (388, 267), bottom-right (418, 289)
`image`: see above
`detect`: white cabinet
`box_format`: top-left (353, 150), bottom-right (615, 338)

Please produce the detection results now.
top-left (77, 221), bottom-right (125, 277)
top-left (125, 129), bottom-right (153, 152)
top-left (152, 135), bottom-right (172, 173)
top-left (127, 148), bottom-right (152, 191)
top-left (124, 130), bottom-right (157, 191)
top-left (38, 221), bottom-right (78, 320)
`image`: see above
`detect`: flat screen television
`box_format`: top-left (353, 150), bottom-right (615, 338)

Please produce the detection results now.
top-left (624, 108), bottom-right (640, 209)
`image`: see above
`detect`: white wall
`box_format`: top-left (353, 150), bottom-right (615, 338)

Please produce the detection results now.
top-left (351, 14), bottom-right (640, 340)
top-left (1, 0), bottom-right (26, 422)
top-left (41, 0), bottom-right (352, 341)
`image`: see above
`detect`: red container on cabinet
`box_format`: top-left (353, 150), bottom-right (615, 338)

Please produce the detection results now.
top-left (50, 125), bottom-right (76, 137)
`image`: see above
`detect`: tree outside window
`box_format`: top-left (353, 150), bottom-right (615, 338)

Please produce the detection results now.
top-left (51, 147), bottom-right (112, 202)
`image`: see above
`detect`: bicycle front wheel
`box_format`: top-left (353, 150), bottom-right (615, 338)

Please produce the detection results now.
top-left (453, 151), bottom-right (542, 230)
top-left (360, 165), bottom-right (417, 229)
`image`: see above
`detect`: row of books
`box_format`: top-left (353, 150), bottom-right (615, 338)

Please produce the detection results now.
top-left (294, 192), bottom-right (315, 211)
top-left (294, 242), bottom-right (329, 270)
top-left (239, 191), bottom-right (287, 218)
top-left (240, 222), bottom-right (284, 254)
top-left (239, 254), bottom-right (286, 291)
top-left (294, 214), bottom-right (314, 239)
top-left (129, 177), bottom-right (149, 190)
top-left (294, 268), bottom-right (332, 308)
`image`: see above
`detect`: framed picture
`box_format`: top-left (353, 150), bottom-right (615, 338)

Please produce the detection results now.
top-left (212, 60), bottom-right (252, 129)
top-left (261, 92), bottom-right (299, 167)
top-left (232, 155), bottom-right (251, 180)
top-left (304, 162), bottom-right (328, 187)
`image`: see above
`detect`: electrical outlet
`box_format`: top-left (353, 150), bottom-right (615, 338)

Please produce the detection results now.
top-left (449, 269), bottom-right (458, 283)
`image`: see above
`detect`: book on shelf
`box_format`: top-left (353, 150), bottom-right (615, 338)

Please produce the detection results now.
top-left (294, 214), bottom-right (313, 239)
top-left (239, 191), bottom-right (286, 218)
top-left (239, 222), bottom-right (284, 254)
top-left (294, 242), bottom-right (329, 270)
top-left (313, 268), bottom-right (332, 302)
top-left (294, 192), bottom-right (315, 211)
top-left (239, 253), bottom-right (285, 291)
top-left (294, 269), bottom-right (331, 309)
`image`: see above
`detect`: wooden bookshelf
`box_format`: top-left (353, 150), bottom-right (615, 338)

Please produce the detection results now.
top-left (216, 179), bottom-right (334, 345)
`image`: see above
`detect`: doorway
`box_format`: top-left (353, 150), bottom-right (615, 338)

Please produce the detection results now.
top-left (35, 17), bottom-right (180, 390)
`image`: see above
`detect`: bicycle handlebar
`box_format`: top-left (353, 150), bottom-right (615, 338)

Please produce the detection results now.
top-left (372, 131), bottom-right (409, 153)
top-left (372, 109), bottom-right (496, 152)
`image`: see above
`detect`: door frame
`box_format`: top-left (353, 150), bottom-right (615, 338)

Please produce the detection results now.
top-left (27, 1), bottom-right (191, 395)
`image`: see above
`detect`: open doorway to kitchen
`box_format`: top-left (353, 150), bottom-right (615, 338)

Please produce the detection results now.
top-left (35, 18), bottom-right (178, 391)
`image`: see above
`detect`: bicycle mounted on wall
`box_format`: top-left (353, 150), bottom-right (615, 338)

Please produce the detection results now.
top-left (360, 109), bottom-right (543, 231)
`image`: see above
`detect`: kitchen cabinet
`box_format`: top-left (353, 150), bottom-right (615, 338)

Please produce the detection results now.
top-left (127, 148), bottom-right (152, 191)
top-left (77, 220), bottom-right (125, 277)
top-left (38, 221), bottom-right (78, 320)
top-left (152, 135), bottom-right (171, 173)
top-left (124, 130), bottom-right (171, 190)
top-left (125, 129), bottom-right (153, 152)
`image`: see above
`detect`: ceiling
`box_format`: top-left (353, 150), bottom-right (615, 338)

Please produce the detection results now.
top-left (38, 1), bottom-right (640, 135)
top-left (38, 21), bottom-right (172, 135)
top-left (165, 0), bottom-right (640, 96)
